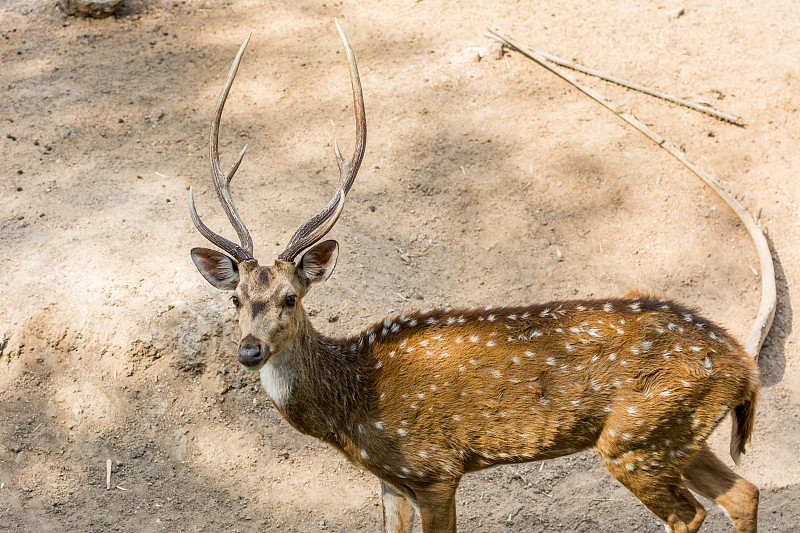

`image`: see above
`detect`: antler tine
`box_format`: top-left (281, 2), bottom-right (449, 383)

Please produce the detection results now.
top-left (190, 34), bottom-right (255, 264)
top-left (278, 19), bottom-right (366, 263)
top-left (189, 186), bottom-right (250, 261)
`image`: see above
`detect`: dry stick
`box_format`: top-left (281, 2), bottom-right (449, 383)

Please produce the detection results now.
top-left (488, 27), bottom-right (776, 360)
top-left (485, 29), bottom-right (741, 125)
top-left (106, 459), bottom-right (112, 490)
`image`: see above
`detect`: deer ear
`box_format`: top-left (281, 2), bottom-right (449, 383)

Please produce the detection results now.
top-left (191, 247), bottom-right (240, 290)
top-left (296, 240), bottom-right (339, 287)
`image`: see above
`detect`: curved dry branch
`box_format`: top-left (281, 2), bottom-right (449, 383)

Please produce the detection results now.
top-left (487, 27), bottom-right (776, 360)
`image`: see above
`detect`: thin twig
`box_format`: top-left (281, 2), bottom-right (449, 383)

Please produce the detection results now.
top-left (488, 27), bottom-right (775, 360)
top-left (485, 28), bottom-right (742, 125)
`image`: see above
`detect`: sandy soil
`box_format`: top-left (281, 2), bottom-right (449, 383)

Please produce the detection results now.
top-left (1, 1), bottom-right (798, 531)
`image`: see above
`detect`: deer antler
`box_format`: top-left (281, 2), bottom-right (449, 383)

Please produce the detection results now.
top-left (278, 19), bottom-right (366, 263)
top-left (189, 34), bottom-right (255, 264)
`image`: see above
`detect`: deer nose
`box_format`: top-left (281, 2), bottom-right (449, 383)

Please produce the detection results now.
top-left (238, 335), bottom-right (263, 367)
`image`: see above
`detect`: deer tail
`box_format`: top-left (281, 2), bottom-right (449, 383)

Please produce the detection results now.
top-left (730, 382), bottom-right (758, 466)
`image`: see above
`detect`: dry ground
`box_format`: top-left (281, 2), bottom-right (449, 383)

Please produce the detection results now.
top-left (1, 1), bottom-right (798, 531)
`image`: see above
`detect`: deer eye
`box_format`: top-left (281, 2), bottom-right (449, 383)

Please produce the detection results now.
top-left (285, 295), bottom-right (297, 307)
top-left (231, 295), bottom-right (240, 308)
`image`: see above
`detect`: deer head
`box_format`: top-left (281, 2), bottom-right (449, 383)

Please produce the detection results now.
top-left (189, 21), bottom-right (366, 370)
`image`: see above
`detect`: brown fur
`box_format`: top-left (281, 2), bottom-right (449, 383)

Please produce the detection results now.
top-left (213, 260), bottom-right (761, 533)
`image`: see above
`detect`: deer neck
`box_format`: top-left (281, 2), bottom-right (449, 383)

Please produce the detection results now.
top-left (259, 313), bottom-right (368, 442)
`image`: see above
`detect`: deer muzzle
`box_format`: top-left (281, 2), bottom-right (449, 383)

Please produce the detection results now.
top-left (238, 334), bottom-right (265, 367)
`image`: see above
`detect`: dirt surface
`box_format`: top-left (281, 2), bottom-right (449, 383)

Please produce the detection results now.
top-left (1, 1), bottom-right (798, 531)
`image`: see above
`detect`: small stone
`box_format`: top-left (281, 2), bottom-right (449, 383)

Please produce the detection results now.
top-left (56, 0), bottom-right (124, 18)
top-left (318, 520), bottom-right (328, 530)
top-left (58, 126), bottom-right (75, 139)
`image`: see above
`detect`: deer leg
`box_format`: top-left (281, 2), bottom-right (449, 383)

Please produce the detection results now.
top-left (414, 480), bottom-right (459, 533)
top-left (601, 455), bottom-right (706, 533)
top-left (682, 445), bottom-right (759, 533)
top-left (381, 481), bottom-right (416, 533)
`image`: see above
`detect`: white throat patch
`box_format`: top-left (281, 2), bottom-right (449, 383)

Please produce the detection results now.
top-left (259, 347), bottom-right (294, 408)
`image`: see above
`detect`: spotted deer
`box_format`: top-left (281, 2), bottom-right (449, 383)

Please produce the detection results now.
top-left (189, 22), bottom-right (760, 533)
